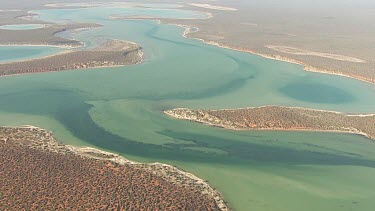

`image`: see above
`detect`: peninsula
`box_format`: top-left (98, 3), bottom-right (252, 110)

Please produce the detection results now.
top-left (165, 106), bottom-right (375, 140)
top-left (0, 39), bottom-right (143, 76)
top-left (0, 23), bottom-right (100, 48)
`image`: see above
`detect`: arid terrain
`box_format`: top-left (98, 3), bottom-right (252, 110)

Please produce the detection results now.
top-left (2, 1), bottom-right (374, 83)
top-left (1, 1), bottom-right (375, 210)
top-left (0, 22), bottom-right (99, 47)
top-left (0, 10), bottom-right (45, 25)
top-left (165, 106), bottom-right (375, 140)
top-left (0, 39), bottom-right (143, 76)
top-left (163, 0), bottom-right (375, 84)
top-left (0, 126), bottom-right (228, 210)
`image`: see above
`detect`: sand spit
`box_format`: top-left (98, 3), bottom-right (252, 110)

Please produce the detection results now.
top-left (0, 24), bottom-right (47, 30)
top-left (165, 106), bottom-right (375, 141)
top-left (266, 45), bottom-right (366, 63)
top-left (0, 126), bottom-right (229, 211)
top-left (189, 3), bottom-right (237, 11)
top-left (0, 10), bottom-right (21, 12)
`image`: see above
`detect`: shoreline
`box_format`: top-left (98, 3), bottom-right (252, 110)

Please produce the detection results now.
top-left (0, 49), bottom-right (73, 65)
top-left (0, 21), bottom-right (102, 50)
top-left (0, 57), bottom-right (144, 78)
top-left (0, 43), bottom-right (80, 49)
top-left (186, 105), bottom-right (375, 116)
top-left (188, 3), bottom-right (237, 11)
top-left (0, 38), bottom-right (143, 65)
top-left (5, 5), bottom-right (372, 85)
top-left (95, 12), bottom-right (375, 86)
top-left (108, 11), bottom-right (213, 21)
top-left (0, 23), bottom-right (48, 30)
top-left (164, 107), bottom-right (375, 141)
top-left (0, 125), bottom-right (230, 211)
top-left (195, 40), bottom-right (375, 86)
top-left (175, 24), bottom-right (375, 86)
top-left (45, 3), bottom-right (213, 20)
top-left (0, 39), bottom-right (144, 78)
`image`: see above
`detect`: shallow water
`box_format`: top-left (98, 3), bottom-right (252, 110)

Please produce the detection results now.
top-left (1, 6), bottom-right (375, 211)
top-left (0, 24), bottom-right (45, 30)
top-left (0, 45), bottom-right (61, 63)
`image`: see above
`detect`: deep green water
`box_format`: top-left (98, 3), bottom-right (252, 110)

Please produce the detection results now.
top-left (1, 5), bottom-right (375, 211)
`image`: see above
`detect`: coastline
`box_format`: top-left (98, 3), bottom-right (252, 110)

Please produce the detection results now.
top-left (0, 49), bottom-right (73, 65)
top-left (3, 6), bottom-right (374, 150)
top-left (93, 11), bottom-right (375, 86)
top-left (0, 125), bottom-right (230, 211)
top-left (0, 43), bottom-right (80, 49)
top-left (0, 61), bottom-right (143, 78)
top-left (0, 22), bottom-right (102, 50)
top-left (176, 24), bottom-right (375, 86)
top-left (0, 23), bottom-right (48, 30)
top-left (164, 107), bottom-right (375, 141)
top-left (6, 9), bottom-right (365, 85)
top-left (0, 39), bottom-right (144, 65)
top-left (162, 21), bottom-right (375, 141)
top-left (188, 3), bottom-right (237, 11)
top-left (195, 40), bottom-right (375, 86)
top-left (0, 56), bottom-right (144, 78)
top-left (108, 10), bottom-right (213, 21)
top-left (182, 105), bottom-right (375, 115)
top-left (0, 39), bottom-right (144, 78)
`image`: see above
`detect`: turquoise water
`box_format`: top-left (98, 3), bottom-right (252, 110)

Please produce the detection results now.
top-left (1, 6), bottom-right (375, 211)
top-left (0, 46), bottom-right (61, 63)
top-left (0, 24), bottom-right (45, 30)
